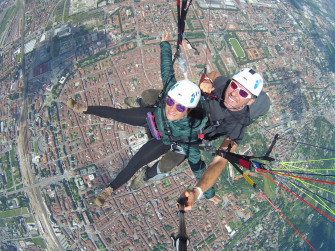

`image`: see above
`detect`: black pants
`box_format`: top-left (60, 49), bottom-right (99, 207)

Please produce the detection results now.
top-left (85, 106), bottom-right (170, 190)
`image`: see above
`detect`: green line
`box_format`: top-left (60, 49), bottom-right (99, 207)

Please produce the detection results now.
top-left (280, 158), bottom-right (335, 164)
top-left (289, 181), bottom-right (334, 214)
top-left (288, 179), bottom-right (335, 216)
top-left (287, 175), bottom-right (335, 215)
top-left (274, 168), bottom-right (335, 171)
top-left (299, 179), bottom-right (335, 215)
top-left (291, 178), bottom-right (335, 196)
top-left (275, 161), bottom-right (335, 179)
top-left (276, 165), bottom-right (335, 177)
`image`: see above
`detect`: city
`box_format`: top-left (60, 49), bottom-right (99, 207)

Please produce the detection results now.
top-left (0, 0), bottom-right (334, 250)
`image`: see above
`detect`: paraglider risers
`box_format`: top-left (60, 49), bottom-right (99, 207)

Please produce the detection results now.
top-left (215, 134), bottom-right (279, 188)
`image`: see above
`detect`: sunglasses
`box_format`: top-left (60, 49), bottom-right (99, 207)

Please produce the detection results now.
top-left (166, 97), bottom-right (186, 113)
top-left (230, 80), bottom-right (252, 99)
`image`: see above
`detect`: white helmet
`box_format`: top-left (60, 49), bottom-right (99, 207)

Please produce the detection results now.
top-left (232, 68), bottom-right (264, 96)
top-left (167, 80), bottom-right (201, 108)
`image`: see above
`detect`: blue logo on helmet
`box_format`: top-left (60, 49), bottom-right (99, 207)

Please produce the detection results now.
top-left (190, 93), bottom-right (196, 103)
top-left (254, 80), bottom-right (261, 89)
top-left (171, 83), bottom-right (179, 91)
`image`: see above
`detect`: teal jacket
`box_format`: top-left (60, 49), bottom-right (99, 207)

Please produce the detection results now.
top-left (154, 41), bottom-right (208, 166)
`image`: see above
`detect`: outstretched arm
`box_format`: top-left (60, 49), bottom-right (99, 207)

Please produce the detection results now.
top-left (183, 137), bottom-right (238, 210)
top-left (160, 32), bottom-right (177, 90)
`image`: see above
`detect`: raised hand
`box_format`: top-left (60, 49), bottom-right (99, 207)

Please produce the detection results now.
top-left (161, 31), bottom-right (171, 42)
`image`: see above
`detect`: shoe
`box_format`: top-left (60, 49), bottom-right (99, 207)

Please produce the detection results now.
top-left (141, 89), bottom-right (161, 106)
top-left (94, 187), bottom-right (113, 206)
top-left (130, 166), bottom-right (148, 190)
top-left (124, 97), bottom-right (141, 108)
top-left (208, 194), bottom-right (222, 205)
top-left (67, 98), bottom-right (88, 113)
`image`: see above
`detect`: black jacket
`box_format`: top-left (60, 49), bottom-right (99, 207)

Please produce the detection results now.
top-left (203, 76), bottom-right (271, 143)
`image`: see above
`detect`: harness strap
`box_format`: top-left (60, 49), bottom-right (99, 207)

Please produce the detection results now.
top-left (146, 112), bottom-right (162, 140)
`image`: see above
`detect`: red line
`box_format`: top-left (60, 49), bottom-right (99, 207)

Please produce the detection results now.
top-left (260, 192), bottom-right (316, 251)
top-left (259, 169), bottom-right (335, 185)
top-left (206, 94), bottom-right (218, 99)
top-left (257, 170), bottom-right (335, 223)
top-left (199, 74), bottom-right (205, 84)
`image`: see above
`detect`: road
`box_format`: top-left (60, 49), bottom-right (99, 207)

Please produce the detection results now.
top-left (15, 0), bottom-right (63, 249)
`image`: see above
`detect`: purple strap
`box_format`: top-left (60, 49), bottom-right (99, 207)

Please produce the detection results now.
top-left (146, 112), bottom-right (161, 140)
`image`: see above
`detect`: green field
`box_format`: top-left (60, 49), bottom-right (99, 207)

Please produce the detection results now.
top-left (229, 38), bottom-right (245, 58)
top-left (0, 207), bottom-right (29, 218)
top-left (263, 174), bottom-right (276, 200)
top-left (31, 238), bottom-right (46, 248)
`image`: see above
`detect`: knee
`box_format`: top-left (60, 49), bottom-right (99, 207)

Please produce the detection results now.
top-left (158, 161), bottom-right (174, 173)
top-left (142, 89), bottom-right (162, 106)
top-left (159, 152), bottom-right (185, 173)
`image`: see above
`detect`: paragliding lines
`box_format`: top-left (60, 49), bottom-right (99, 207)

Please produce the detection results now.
top-left (276, 175), bottom-right (335, 218)
top-left (259, 191), bottom-right (316, 251)
top-left (261, 157), bottom-right (335, 219)
top-left (219, 133), bottom-right (334, 247)
top-left (258, 169), bottom-right (335, 185)
top-left (269, 170), bottom-right (335, 178)
top-left (257, 170), bottom-right (335, 223)
top-left (275, 158), bottom-right (335, 170)
top-left (271, 163), bottom-right (335, 219)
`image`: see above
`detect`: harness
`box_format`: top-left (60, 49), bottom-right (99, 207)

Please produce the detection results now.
top-left (146, 112), bottom-right (162, 140)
